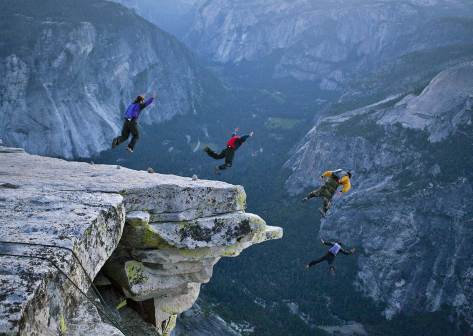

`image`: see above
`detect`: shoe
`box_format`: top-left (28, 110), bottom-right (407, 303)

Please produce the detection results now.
top-left (301, 197), bottom-right (308, 203)
top-left (112, 138), bottom-right (118, 149)
top-left (320, 210), bottom-right (326, 218)
top-left (330, 267), bottom-right (335, 276)
top-left (126, 147), bottom-right (133, 153)
top-left (215, 166), bottom-right (220, 175)
top-left (203, 147), bottom-right (210, 152)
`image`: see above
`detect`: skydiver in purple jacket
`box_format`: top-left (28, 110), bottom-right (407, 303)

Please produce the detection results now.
top-left (112, 91), bottom-right (155, 153)
top-left (306, 239), bottom-right (355, 275)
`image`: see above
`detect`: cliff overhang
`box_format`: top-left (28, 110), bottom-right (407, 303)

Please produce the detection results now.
top-left (0, 142), bottom-right (282, 335)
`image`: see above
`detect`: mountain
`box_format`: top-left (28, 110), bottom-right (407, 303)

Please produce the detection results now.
top-left (179, 0), bottom-right (473, 94)
top-left (284, 62), bottom-right (473, 325)
top-left (0, 0), bottom-right (222, 159)
top-left (108, 0), bottom-right (199, 39)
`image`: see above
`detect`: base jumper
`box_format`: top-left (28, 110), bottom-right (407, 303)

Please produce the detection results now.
top-left (112, 91), bottom-right (155, 153)
top-left (203, 128), bottom-right (253, 175)
top-left (301, 169), bottom-right (351, 218)
top-left (306, 239), bottom-right (355, 275)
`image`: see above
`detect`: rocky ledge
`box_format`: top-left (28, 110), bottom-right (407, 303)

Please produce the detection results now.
top-left (0, 143), bottom-right (282, 335)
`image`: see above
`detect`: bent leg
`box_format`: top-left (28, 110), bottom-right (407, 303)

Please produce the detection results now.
top-left (128, 121), bottom-right (140, 150)
top-left (326, 254), bottom-right (335, 270)
top-left (307, 189), bottom-right (323, 200)
top-left (219, 147), bottom-right (235, 170)
top-left (308, 255), bottom-right (328, 267)
top-left (207, 147), bottom-right (226, 160)
top-left (116, 120), bottom-right (131, 146)
top-left (322, 197), bottom-right (332, 213)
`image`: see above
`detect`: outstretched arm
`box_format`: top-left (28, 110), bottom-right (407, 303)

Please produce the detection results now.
top-left (319, 171), bottom-right (332, 181)
top-left (140, 91), bottom-right (155, 109)
top-left (322, 239), bottom-right (335, 247)
top-left (340, 248), bottom-right (355, 255)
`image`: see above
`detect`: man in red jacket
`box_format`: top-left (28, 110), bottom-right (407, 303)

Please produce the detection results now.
top-left (203, 127), bottom-right (254, 175)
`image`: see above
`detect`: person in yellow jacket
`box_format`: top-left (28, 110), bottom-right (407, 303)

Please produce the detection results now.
top-left (301, 169), bottom-right (352, 218)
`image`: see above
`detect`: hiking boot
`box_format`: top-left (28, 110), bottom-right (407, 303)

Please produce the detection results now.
top-left (112, 138), bottom-right (118, 149)
top-left (126, 147), bottom-right (133, 153)
top-left (203, 147), bottom-right (210, 152)
top-left (320, 210), bottom-right (326, 218)
top-left (330, 267), bottom-right (335, 276)
top-left (301, 197), bottom-right (308, 203)
top-left (215, 166), bottom-right (220, 175)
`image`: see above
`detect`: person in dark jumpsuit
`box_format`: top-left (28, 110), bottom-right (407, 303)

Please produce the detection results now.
top-left (306, 239), bottom-right (355, 275)
top-left (203, 127), bottom-right (253, 175)
top-left (112, 91), bottom-right (155, 153)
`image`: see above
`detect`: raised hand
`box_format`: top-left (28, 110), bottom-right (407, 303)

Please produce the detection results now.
top-left (235, 127), bottom-right (239, 133)
top-left (153, 90), bottom-right (156, 98)
top-left (249, 132), bottom-right (254, 136)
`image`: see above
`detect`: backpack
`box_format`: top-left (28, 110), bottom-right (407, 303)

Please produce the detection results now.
top-left (227, 136), bottom-right (241, 149)
top-left (124, 103), bottom-right (138, 119)
top-left (329, 243), bottom-right (341, 256)
top-left (331, 169), bottom-right (347, 182)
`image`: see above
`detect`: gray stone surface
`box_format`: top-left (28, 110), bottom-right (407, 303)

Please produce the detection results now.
top-left (377, 63), bottom-right (473, 142)
top-left (0, 144), bottom-right (282, 335)
top-left (0, 147), bottom-right (125, 335)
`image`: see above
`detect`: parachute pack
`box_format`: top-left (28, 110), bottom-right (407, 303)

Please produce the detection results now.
top-left (329, 243), bottom-right (341, 255)
top-left (124, 103), bottom-right (139, 119)
top-left (227, 136), bottom-right (240, 149)
top-left (331, 169), bottom-right (347, 181)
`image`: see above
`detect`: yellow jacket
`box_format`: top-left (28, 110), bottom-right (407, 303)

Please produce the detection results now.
top-left (321, 171), bottom-right (351, 193)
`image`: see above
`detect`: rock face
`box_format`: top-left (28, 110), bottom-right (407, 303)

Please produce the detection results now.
top-left (170, 302), bottom-right (241, 336)
top-left (0, 142), bottom-right (282, 335)
top-left (181, 0), bottom-right (473, 89)
top-left (0, 0), bottom-right (219, 159)
top-left (108, 0), bottom-right (199, 38)
top-left (101, 184), bottom-right (282, 335)
top-left (284, 63), bottom-right (473, 324)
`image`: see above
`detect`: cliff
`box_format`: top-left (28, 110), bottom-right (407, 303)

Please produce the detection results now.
top-left (0, 142), bottom-right (282, 335)
top-left (284, 63), bottom-right (473, 324)
top-left (0, 0), bottom-right (221, 159)
top-left (181, 0), bottom-right (473, 91)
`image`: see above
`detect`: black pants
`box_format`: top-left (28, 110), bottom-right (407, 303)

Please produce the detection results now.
top-left (206, 146), bottom-right (235, 170)
top-left (308, 252), bottom-right (335, 269)
top-left (116, 119), bottom-right (139, 150)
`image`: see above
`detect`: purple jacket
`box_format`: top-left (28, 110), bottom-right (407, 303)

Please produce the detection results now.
top-left (124, 98), bottom-right (154, 119)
